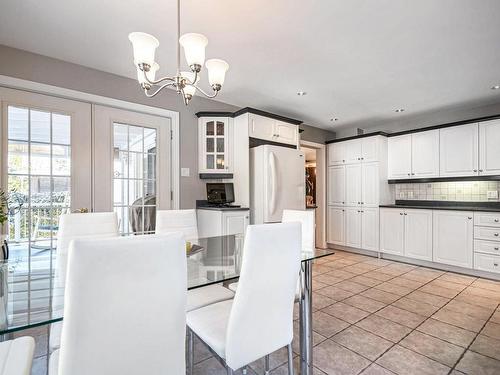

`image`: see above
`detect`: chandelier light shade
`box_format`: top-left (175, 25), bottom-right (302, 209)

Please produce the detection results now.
top-left (127, 0), bottom-right (228, 105)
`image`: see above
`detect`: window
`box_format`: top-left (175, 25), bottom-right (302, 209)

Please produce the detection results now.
top-left (113, 123), bottom-right (157, 235)
top-left (7, 106), bottom-right (71, 271)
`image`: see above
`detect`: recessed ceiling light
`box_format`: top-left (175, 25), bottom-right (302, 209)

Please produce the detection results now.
top-left (395, 108), bottom-right (405, 113)
top-left (297, 91), bottom-right (307, 96)
top-left (330, 118), bottom-right (339, 122)
top-left (491, 85), bottom-right (500, 90)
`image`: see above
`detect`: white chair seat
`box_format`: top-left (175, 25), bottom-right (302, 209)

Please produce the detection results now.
top-left (48, 349), bottom-right (59, 375)
top-left (0, 336), bottom-right (35, 375)
top-left (228, 282), bottom-right (300, 299)
top-left (187, 300), bottom-right (233, 359)
top-left (187, 284), bottom-right (234, 312)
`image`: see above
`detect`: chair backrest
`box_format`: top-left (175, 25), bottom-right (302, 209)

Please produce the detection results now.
top-left (282, 209), bottom-right (315, 250)
top-left (225, 222), bottom-right (301, 370)
top-left (156, 209), bottom-right (199, 242)
top-left (58, 234), bottom-right (187, 375)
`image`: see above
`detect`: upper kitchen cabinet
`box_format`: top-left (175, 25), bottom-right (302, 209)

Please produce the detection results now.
top-left (479, 120), bottom-right (500, 175)
top-left (248, 113), bottom-right (298, 146)
top-left (388, 130), bottom-right (439, 179)
top-left (327, 135), bottom-right (385, 166)
top-left (440, 123), bottom-right (478, 177)
top-left (198, 117), bottom-right (233, 176)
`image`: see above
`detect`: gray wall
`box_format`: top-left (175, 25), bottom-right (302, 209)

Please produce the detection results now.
top-left (0, 44), bottom-right (335, 207)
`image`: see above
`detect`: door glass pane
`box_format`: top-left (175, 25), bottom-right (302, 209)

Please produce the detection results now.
top-left (206, 138), bottom-right (214, 153)
top-left (216, 138), bottom-right (224, 153)
top-left (216, 121), bottom-right (224, 136)
top-left (113, 123), bottom-right (157, 235)
top-left (52, 114), bottom-right (71, 145)
top-left (52, 145), bottom-right (71, 176)
top-left (206, 121), bottom-right (214, 136)
top-left (216, 155), bottom-right (225, 169)
top-left (30, 143), bottom-right (51, 175)
top-left (30, 110), bottom-right (51, 143)
top-left (8, 106), bottom-right (28, 141)
top-left (207, 155), bottom-right (214, 169)
top-left (8, 141), bottom-right (29, 174)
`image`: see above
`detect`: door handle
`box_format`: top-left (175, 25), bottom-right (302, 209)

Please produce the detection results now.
top-left (269, 151), bottom-right (277, 215)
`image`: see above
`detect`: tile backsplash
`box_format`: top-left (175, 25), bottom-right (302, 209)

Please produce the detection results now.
top-left (395, 181), bottom-right (500, 202)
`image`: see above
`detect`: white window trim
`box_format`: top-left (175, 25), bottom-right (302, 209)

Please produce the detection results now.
top-left (0, 74), bottom-right (180, 209)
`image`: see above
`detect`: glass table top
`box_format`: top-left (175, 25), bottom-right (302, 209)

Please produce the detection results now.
top-left (0, 235), bottom-right (333, 335)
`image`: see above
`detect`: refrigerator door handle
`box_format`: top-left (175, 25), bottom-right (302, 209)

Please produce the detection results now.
top-left (269, 151), bottom-right (277, 215)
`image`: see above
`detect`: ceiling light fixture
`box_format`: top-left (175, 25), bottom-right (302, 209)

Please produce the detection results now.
top-left (297, 91), bottom-right (307, 96)
top-left (491, 85), bottom-right (500, 90)
top-left (395, 108), bottom-right (405, 113)
top-left (128, 0), bottom-right (229, 105)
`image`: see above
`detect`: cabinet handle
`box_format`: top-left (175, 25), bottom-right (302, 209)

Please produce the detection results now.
top-left (404, 213), bottom-right (407, 216)
top-left (495, 233), bottom-right (499, 237)
top-left (473, 169), bottom-right (478, 172)
top-left (342, 159), bottom-right (346, 163)
top-left (467, 217), bottom-right (472, 220)
top-left (495, 219), bottom-right (499, 223)
top-left (342, 201), bottom-right (345, 204)
top-left (479, 169), bottom-right (484, 172)
top-left (361, 210), bottom-right (364, 213)
top-left (400, 212), bottom-right (404, 215)
top-left (361, 157), bottom-right (364, 160)
top-left (357, 202), bottom-right (360, 204)
top-left (494, 263), bottom-right (499, 267)
top-left (407, 173), bottom-right (411, 176)
top-left (494, 247), bottom-right (499, 251)
top-left (411, 173), bottom-right (415, 176)
top-left (361, 202), bottom-right (364, 205)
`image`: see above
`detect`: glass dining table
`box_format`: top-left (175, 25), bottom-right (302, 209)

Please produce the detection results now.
top-left (0, 234), bottom-right (333, 375)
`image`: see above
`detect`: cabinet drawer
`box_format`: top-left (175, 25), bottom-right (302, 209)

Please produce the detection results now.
top-left (474, 240), bottom-right (500, 255)
top-left (474, 252), bottom-right (500, 274)
top-left (474, 226), bottom-right (500, 241)
top-left (474, 212), bottom-right (500, 228)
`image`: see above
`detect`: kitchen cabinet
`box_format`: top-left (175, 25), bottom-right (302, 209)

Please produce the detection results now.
top-left (198, 117), bottom-right (232, 175)
top-left (404, 209), bottom-right (433, 261)
top-left (345, 164), bottom-right (362, 206)
top-left (361, 137), bottom-right (381, 163)
top-left (327, 136), bottom-right (384, 166)
top-left (361, 162), bottom-right (380, 207)
top-left (327, 206), bottom-right (345, 245)
top-left (474, 253), bottom-right (500, 274)
top-left (479, 120), bottom-right (500, 175)
top-left (248, 113), bottom-right (298, 146)
top-left (433, 210), bottom-right (473, 268)
top-left (380, 208), bottom-right (405, 255)
top-left (388, 130), bottom-right (439, 179)
top-left (345, 207), bottom-right (362, 248)
top-left (361, 207), bottom-right (380, 251)
top-left (344, 139), bottom-right (362, 164)
top-left (440, 124), bottom-right (478, 177)
top-left (328, 165), bottom-right (345, 205)
top-left (328, 142), bottom-right (345, 166)
top-left (197, 209), bottom-right (249, 238)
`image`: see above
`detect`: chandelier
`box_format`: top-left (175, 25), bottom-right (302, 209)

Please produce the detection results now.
top-left (128, 0), bottom-right (229, 105)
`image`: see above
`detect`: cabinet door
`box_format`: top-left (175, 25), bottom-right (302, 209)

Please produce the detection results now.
top-left (343, 139), bottom-right (362, 164)
top-left (362, 208), bottom-right (379, 251)
top-left (345, 164), bottom-right (362, 206)
top-left (440, 124), bottom-right (478, 177)
top-left (223, 211), bottom-right (250, 236)
top-left (380, 208), bottom-right (404, 255)
top-left (248, 114), bottom-right (275, 141)
top-left (388, 135), bottom-right (412, 179)
top-left (328, 143), bottom-right (345, 166)
top-left (479, 120), bottom-right (500, 175)
top-left (199, 117), bottom-right (231, 173)
top-left (433, 210), bottom-right (473, 268)
top-left (404, 209), bottom-right (433, 261)
top-left (361, 137), bottom-right (380, 163)
top-left (361, 162), bottom-right (379, 207)
top-left (327, 206), bottom-right (345, 245)
top-left (411, 130), bottom-right (439, 178)
top-left (345, 207), bottom-right (362, 248)
top-left (328, 166), bottom-right (345, 205)
top-left (274, 121), bottom-right (298, 145)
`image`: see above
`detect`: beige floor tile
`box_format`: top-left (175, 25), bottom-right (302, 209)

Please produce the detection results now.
top-left (292, 320), bottom-right (327, 355)
top-left (470, 334), bottom-right (500, 361)
top-left (416, 318), bottom-right (476, 347)
top-left (315, 285), bottom-right (355, 301)
top-left (376, 345), bottom-right (450, 375)
top-left (356, 315), bottom-right (411, 343)
top-left (471, 278), bottom-right (500, 293)
top-left (427, 279), bottom-right (468, 292)
top-left (375, 267), bottom-right (407, 277)
top-left (313, 264), bottom-right (335, 275)
top-left (375, 282), bottom-right (413, 297)
top-left (391, 297), bottom-right (439, 317)
top-left (399, 331), bottom-right (465, 367)
top-left (194, 357), bottom-right (251, 375)
top-left (438, 272), bottom-right (476, 286)
top-left (312, 292), bottom-right (336, 311)
top-left (418, 284), bottom-right (460, 299)
top-left (332, 326), bottom-right (393, 361)
top-left (249, 346), bottom-right (289, 374)
top-left (342, 265), bottom-right (373, 275)
top-left (313, 340), bottom-right (371, 375)
top-left (386, 276), bottom-right (425, 290)
top-left (314, 274), bottom-right (344, 286)
top-left (312, 311), bottom-right (350, 338)
top-left (343, 294), bottom-right (387, 313)
top-left (375, 305), bottom-right (426, 329)
top-left (324, 269), bottom-right (358, 281)
top-left (360, 288), bottom-right (401, 304)
top-left (456, 350), bottom-right (500, 375)
top-left (491, 310), bottom-right (500, 324)
top-left (360, 363), bottom-right (396, 374)
top-left (267, 356), bottom-right (327, 375)
top-left (351, 275), bottom-right (384, 287)
top-left (454, 291), bottom-right (499, 309)
top-left (481, 321), bottom-right (500, 340)
top-left (323, 302), bottom-right (371, 324)
top-left (405, 290), bottom-right (450, 308)
top-left (312, 280), bottom-right (329, 291)
top-left (362, 271), bottom-right (395, 282)
top-left (444, 299), bottom-right (495, 320)
top-left (461, 286), bottom-right (500, 302)
top-left (335, 280), bottom-right (371, 294)
top-left (432, 308), bottom-right (486, 333)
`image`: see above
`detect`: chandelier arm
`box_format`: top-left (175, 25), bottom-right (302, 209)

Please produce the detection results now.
top-left (181, 69), bottom-right (198, 85)
top-left (143, 82), bottom-right (176, 98)
top-left (141, 69), bottom-right (176, 86)
top-left (190, 83), bottom-right (219, 98)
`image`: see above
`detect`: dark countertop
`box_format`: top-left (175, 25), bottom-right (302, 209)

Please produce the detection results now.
top-left (197, 206), bottom-right (250, 212)
top-left (380, 200), bottom-right (500, 212)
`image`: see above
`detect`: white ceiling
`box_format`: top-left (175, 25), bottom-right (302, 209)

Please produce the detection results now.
top-left (1, 0), bottom-right (500, 130)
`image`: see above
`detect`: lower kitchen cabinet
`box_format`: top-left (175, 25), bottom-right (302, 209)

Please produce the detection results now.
top-left (345, 207), bottom-right (362, 248)
top-left (328, 206), bottom-right (345, 245)
top-left (361, 208), bottom-right (380, 251)
top-left (197, 209), bottom-right (249, 238)
top-left (380, 208), bottom-right (405, 255)
top-left (328, 206), bottom-right (379, 250)
top-left (433, 210), bottom-right (473, 268)
top-left (474, 252), bottom-right (500, 274)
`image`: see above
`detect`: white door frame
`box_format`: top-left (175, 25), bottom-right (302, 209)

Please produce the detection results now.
top-left (300, 140), bottom-right (327, 249)
top-left (0, 75), bottom-right (180, 209)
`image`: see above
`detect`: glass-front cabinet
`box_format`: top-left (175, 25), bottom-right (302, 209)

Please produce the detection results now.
top-left (198, 117), bottom-right (232, 175)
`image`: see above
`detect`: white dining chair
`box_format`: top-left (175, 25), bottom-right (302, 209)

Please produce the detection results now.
top-left (156, 209), bottom-right (234, 312)
top-left (0, 336), bottom-right (35, 375)
top-left (282, 209), bottom-right (315, 251)
top-left (187, 222), bottom-right (301, 374)
top-left (50, 212), bottom-right (119, 351)
top-left (49, 233), bottom-right (187, 375)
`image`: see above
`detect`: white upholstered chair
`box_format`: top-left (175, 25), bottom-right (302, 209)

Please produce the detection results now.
top-left (49, 234), bottom-right (187, 375)
top-left (0, 337), bottom-right (35, 375)
top-left (155, 209), bottom-right (234, 312)
top-left (50, 212), bottom-right (119, 351)
top-left (282, 209), bottom-right (315, 250)
top-left (187, 222), bottom-right (301, 374)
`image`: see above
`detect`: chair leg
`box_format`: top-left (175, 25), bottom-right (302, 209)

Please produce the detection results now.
top-left (287, 343), bottom-right (294, 375)
top-left (188, 328), bottom-right (194, 375)
top-left (265, 354), bottom-right (270, 375)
